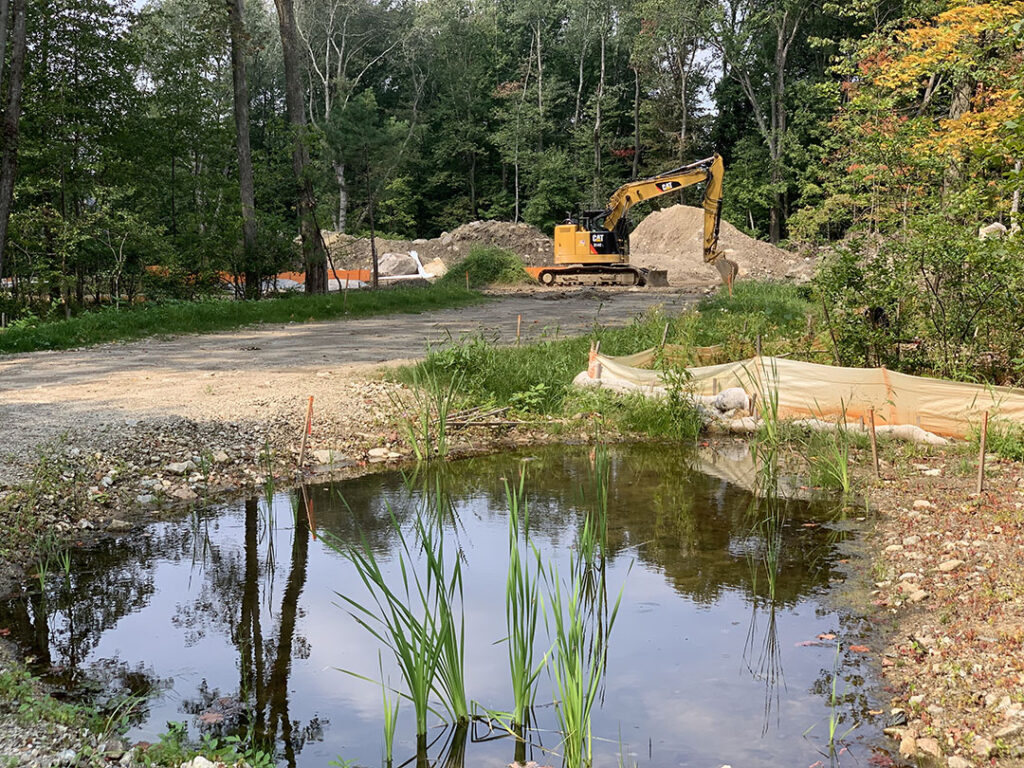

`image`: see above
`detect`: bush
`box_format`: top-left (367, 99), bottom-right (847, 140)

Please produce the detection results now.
top-left (439, 245), bottom-right (530, 288)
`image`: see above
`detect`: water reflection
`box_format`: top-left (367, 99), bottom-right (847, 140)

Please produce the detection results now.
top-left (0, 444), bottom-right (883, 768)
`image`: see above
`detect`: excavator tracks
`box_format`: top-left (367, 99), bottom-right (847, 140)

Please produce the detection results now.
top-left (534, 265), bottom-right (647, 287)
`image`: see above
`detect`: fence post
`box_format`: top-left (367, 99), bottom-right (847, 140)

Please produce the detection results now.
top-left (977, 410), bottom-right (989, 494)
top-left (869, 407), bottom-right (880, 478)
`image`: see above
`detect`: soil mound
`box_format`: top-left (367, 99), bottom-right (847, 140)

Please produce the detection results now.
top-left (629, 205), bottom-right (815, 284)
top-left (322, 220), bottom-right (552, 271)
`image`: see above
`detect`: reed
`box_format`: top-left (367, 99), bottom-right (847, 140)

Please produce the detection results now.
top-left (503, 470), bottom-right (545, 730)
top-left (391, 367), bottom-right (462, 461)
top-left (545, 562), bottom-right (623, 768)
top-left (326, 506), bottom-right (467, 739)
top-left (379, 653), bottom-right (400, 767)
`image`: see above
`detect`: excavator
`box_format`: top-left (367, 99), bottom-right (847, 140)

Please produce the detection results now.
top-left (531, 154), bottom-right (738, 290)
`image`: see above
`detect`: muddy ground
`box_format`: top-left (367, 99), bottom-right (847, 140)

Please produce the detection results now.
top-left (2, 287), bottom-right (1024, 768)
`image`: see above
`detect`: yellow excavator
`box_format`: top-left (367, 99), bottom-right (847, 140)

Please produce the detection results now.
top-left (533, 154), bottom-right (737, 290)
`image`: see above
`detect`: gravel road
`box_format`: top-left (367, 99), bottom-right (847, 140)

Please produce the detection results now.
top-left (0, 289), bottom-right (698, 485)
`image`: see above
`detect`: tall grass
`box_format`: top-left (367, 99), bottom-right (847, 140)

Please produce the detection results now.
top-left (325, 504), bottom-right (467, 741)
top-left (379, 653), bottom-right (400, 767)
top-left (545, 563), bottom-right (623, 768)
top-left (503, 471), bottom-right (545, 730)
top-left (438, 245), bottom-right (531, 289)
top-left (808, 423), bottom-right (853, 495)
top-left (391, 368), bottom-right (461, 461)
top-left (0, 283), bottom-right (482, 354)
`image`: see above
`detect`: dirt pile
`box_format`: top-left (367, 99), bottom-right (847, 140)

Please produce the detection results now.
top-left (629, 204), bottom-right (815, 284)
top-left (323, 220), bottom-right (553, 271)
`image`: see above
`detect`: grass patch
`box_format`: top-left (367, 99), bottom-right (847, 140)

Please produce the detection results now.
top-left (0, 666), bottom-right (102, 730)
top-left (973, 419), bottom-right (1024, 462)
top-left (0, 283), bottom-right (482, 354)
top-left (439, 245), bottom-right (530, 289)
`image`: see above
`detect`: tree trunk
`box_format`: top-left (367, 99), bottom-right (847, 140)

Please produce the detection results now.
top-left (272, 0), bottom-right (328, 294)
top-left (334, 161), bottom-right (346, 233)
top-left (535, 21), bottom-right (543, 151)
top-left (0, 0), bottom-right (28, 286)
top-left (592, 28), bottom-right (605, 205)
top-left (632, 65), bottom-right (641, 179)
top-left (227, 0), bottom-right (260, 300)
top-left (0, 0), bottom-right (10, 91)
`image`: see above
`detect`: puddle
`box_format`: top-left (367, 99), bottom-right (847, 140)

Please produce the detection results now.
top-left (1, 443), bottom-right (890, 767)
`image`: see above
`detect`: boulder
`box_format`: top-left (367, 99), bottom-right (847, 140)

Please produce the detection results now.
top-left (713, 387), bottom-right (750, 413)
top-left (378, 252), bottom-right (419, 276)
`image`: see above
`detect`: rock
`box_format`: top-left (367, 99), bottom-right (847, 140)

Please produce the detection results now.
top-left (180, 757), bottom-right (217, 768)
top-left (899, 734), bottom-right (918, 758)
top-left (135, 494), bottom-right (155, 505)
top-left (378, 252), bottom-right (419, 276)
top-left (368, 447), bottom-right (390, 458)
top-left (973, 736), bottom-right (995, 757)
top-left (885, 544), bottom-right (905, 553)
top-left (313, 449), bottom-right (335, 465)
top-left (57, 749), bottom-right (77, 765)
top-left (166, 461), bottom-right (191, 475)
top-left (170, 487), bottom-right (198, 502)
top-left (713, 387), bottom-right (749, 413)
top-left (107, 519), bottom-right (131, 532)
top-left (938, 559), bottom-right (965, 572)
top-left (913, 499), bottom-right (935, 510)
top-left (947, 757), bottom-right (972, 768)
top-left (909, 694), bottom-right (925, 706)
top-left (995, 722), bottom-right (1023, 739)
top-left (212, 451), bottom-right (229, 464)
top-left (77, 519), bottom-right (94, 530)
top-left (923, 468), bottom-right (942, 476)
top-left (908, 590), bottom-right (930, 603)
top-left (902, 535), bottom-right (921, 546)
top-left (918, 737), bottom-right (941, 757)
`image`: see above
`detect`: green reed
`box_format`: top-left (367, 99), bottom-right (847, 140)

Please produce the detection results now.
top-left (503, 470), bottom-right (545, 730)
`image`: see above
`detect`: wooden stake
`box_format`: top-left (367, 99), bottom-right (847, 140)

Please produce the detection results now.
top-left (465, 270), bottom-right (470, 290)
top-left (516, 313), bottom-right (522, 345)
top-left (756, 334), bottom-right (762, 358)
top-left (750, 391), bottom-right (759, 422)
top-left (869, 407), bottom-right (880, 478)
top-left (659, 322), bottom-right (670, 349)
top-left (977, 410), bottom-right (989, 494)
top-left (298, 396), bottom-right (313, 469)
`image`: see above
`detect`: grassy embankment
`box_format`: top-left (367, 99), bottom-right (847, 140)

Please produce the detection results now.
top-left (0, 282), bottom-right (483, 354)
top-left (400, 280), bottom-right (821, 440)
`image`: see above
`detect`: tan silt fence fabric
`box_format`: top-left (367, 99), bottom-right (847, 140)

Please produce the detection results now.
top-left (584, 346), bottom-right (1024, 439)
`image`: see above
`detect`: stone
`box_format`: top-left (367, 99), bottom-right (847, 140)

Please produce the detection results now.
top-left (995, 722), bottom-right (1023, 739)
top-left (212, 451), bottom-right (229, 463)
top-left (913, 499), bottom-right (935, 510)
top-left (918, 737), bottom-right (941, 757)
top-left (923, 468), bottom-right (942, 477)
top-left (908, 590), bottom-right (930, 603)
top-left (378, 252), bottom-right (419, 276)
top-left (171, 487), bottom-right (198, 502)
top-left (313, 449), bottom-right (335, 465)
top-left (135, 494), bottom-right (155, 505)
top-left (885, 544), bottom-right (905, 553)
top-left (947, 757), bottom-right (972, 768)
top-left (899, 735), bottom-right (918, 758)
top-left (57, 749), bottom-right (77, 765)
top-left (368, 448), bottom-right (390, 458)
top-left (107, 519), bottom-right (131, 532)
top-left (909, 694), bottom-right (925, 706)
top-left (166, 462), bottom-right (191, 475)
top-left (713, 387), bottom-right (749, 413)
top-left (938, 559), bottom-right (965, 572)
top-left (180, 757), bottom-right (217, 768)
top-left (973, 736), bottom-right (995, 758)
top-left (902, 535), bottom-right (921, 546)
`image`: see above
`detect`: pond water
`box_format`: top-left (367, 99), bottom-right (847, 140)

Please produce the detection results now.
top-left (0, 443), bottom-right (890, 768)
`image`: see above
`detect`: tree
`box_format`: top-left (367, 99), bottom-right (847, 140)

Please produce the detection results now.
top-left (0, 0), bottom-right (27, 287)
top-left (272, 0), bottom-right (328, 293)
top-left (226, 0), bottom-right (260, 298)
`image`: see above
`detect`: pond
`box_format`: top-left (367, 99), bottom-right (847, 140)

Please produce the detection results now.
top-left (0, 443), bottom-right (890, 768)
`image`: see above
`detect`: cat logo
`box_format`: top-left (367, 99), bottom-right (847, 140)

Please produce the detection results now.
top-left (592, 234), bottom-right (605, 243)
top-left (657, 181), bottom-right (680, 192)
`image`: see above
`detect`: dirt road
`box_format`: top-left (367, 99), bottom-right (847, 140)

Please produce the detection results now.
top-left (0, 289), bottom-right (697, 486)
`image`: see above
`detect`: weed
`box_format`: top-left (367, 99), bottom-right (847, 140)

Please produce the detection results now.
top-left (392, 367), bottom-right (461, 460)
top-left (379, 653), bottom-right (400, 767)
top-left (807, 423), bottom-right (854, 496)
top-left (139, 721), bottom-right (275, 768)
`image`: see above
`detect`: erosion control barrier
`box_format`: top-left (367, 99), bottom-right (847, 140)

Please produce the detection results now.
top-left (573, 345), bottom-right (1024, 440)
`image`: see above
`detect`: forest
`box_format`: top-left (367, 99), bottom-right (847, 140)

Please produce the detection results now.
top-left (0, 0), bottom-right (1019, 367)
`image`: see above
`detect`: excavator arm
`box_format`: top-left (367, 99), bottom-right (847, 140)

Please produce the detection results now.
top-left (600, 153), bottom-right (737, 291)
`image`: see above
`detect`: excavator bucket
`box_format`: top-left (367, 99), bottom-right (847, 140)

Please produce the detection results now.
top-left (645, 269), bottom-right (669, 287)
